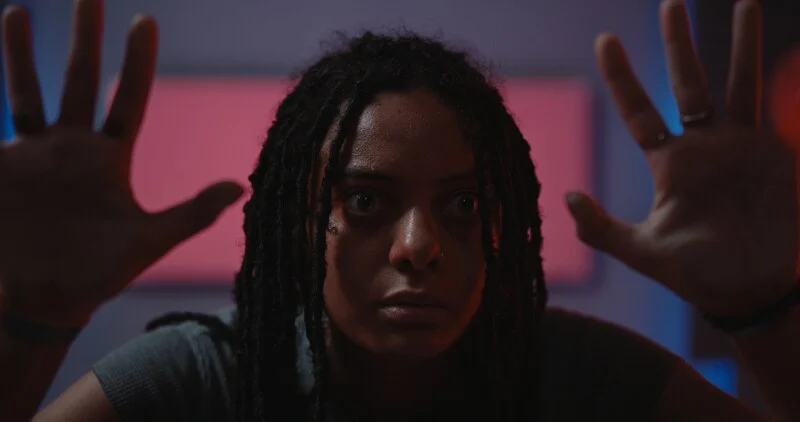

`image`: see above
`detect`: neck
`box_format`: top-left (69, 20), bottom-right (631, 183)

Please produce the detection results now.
top-left (326, 324), bottom-right (466, 417)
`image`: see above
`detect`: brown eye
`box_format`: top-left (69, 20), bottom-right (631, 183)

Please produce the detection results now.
top-left (345, 191), bottom-right (381, 215)
top-left (447, 192), bottom-right (478, 218)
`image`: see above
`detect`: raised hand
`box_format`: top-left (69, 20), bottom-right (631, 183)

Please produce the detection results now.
top-left (568, 0), bottom-right (798, 317)
top-left (0, 0), bottom-right (244, 327)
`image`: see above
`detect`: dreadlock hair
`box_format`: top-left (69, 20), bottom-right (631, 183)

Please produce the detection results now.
top-left (223, 31), bottom-right (550, 422)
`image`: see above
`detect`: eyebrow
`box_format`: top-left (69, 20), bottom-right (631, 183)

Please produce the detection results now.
top-left (339, 167), bottom-right (478, 183)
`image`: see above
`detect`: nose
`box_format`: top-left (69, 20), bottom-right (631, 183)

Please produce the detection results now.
top-left (388, 207), bottom-right (443, 272)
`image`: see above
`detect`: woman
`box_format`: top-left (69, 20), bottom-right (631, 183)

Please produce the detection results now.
top-left (1, 0), bottom-right (798, 421)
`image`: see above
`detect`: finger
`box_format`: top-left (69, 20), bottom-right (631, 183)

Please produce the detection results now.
top-left (726, 0), bottom-right (762, 127)
top-left (1, 6), bottom-right (46, 135)
top-left (57, 0), bottom-right (104, 127)
top-left (595, 33), bottom-right (670, 150)
top-left (660, 0), bottom-right (713, 117)
top-left (565, 192), bottom-right (653, 273)
top-left (102, 15), bottom-right (157, 142)
top-left (146, 181), bottom-right (245, 255)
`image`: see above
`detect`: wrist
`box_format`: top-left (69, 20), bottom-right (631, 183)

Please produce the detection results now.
top-left (0, 310), bottom-right (85, 346)
top-left (0, 289), bottom-right (89, 345)
top-left (0, 286), bottom-right (95, 328)
top-left (702, 283), bottom-right (800, 336)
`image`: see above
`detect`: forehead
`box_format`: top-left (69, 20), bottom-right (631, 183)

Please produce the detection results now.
top-left (343, 89), bottom-right (475, 179)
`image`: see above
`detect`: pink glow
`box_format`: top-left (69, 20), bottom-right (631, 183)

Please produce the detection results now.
top-left (112, 77), bottom-right (593, 285)
top-left (501, 79), bottom-right (593, 282)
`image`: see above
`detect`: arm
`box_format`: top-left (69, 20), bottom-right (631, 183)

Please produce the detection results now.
top-left (649, 300), bottom-right (800, 421)
top-left (651, 357), bottom-right (764, 422)
top-left (547, 309), bottom-right (764, 421)
top-left (32, 372), bottom-right (119, 422)
top-left (0, 2), bottom-right (241, 420)
top-left (572, 0), bottom-right (797, 418)
top-left (0, 328), bottom-right (76, 422)
top-left (3, 313), bottom-right (233, 422)
top-left (732, 306), bottom-right (800, 422)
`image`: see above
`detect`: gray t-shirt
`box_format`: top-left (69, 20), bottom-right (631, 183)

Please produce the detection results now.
top-left (92, 307), bottom-right (678, 421)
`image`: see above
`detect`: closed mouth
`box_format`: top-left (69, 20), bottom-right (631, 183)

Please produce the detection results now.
top-left (380, 301), bottom-right (446, 308)
top-left (379, 291), bottom-right (448, 309)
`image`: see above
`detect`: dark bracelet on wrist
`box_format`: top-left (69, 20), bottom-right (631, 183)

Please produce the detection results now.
top-left (702, 283), bottom-right (800, 335)
top-left (0, 312), bottom-right (84, 346)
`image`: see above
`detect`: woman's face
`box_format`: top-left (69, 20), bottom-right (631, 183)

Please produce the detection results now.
top-left (320, 88), bottom-right (487, 361)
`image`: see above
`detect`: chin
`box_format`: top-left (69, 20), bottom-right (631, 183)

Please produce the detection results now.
top-left (371, 329), bottom-right (460, 361)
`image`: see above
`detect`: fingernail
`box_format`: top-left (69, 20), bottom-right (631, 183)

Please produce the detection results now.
top-left (131, 13), bottom-right (156, 29)
top-left (564, 192), bottom-right (585, 218)
top-left (564, 192), bottom-right (580, 217)
top-left (222, 184), bottom-right (245, 203)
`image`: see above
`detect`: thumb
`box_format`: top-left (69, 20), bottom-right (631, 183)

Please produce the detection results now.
top-left (147, 180), bottom-right (245, 253)
top-left (565, 191), bottom-right (644, 266)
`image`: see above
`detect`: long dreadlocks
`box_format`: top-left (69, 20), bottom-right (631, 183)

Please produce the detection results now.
top-left (150, 31), bottom-right (549, 422)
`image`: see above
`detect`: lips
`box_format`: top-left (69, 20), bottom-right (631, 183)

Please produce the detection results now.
top-left (379, 290), bottom-right (448, 308)
top-left (378, 290), bottom-right (448, 327)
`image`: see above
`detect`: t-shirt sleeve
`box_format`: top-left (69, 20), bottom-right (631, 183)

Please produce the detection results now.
top-left (91, 314), bottom-right (236, 422)
top-left (539, 308), bottom-right (682, 421)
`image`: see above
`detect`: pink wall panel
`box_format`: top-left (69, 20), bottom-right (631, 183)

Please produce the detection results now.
top-left (502, 80), bottom-right (594, 282)
top-left (115, 77), bottom-right (593, 285)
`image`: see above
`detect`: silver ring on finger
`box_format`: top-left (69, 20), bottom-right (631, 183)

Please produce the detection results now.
top-left (680, 108), bottom-right (714, 127)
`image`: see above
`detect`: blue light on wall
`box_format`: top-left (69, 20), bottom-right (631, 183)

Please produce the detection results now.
top-left (1, 92), bottom-right (11, 141)
top-left (0, 0), bottom-right (7, 141)
top-left (1, 0), bottom-right (14, 142)
top-left (692, 359), bottom-right (738, 396)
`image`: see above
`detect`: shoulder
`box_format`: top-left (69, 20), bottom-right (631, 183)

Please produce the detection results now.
top-left (538, 308), bottom-right (682, 420)
top-left (91, 306), bottom-right (237, 422)
top-left (541, 307), bottom-right (677, 356)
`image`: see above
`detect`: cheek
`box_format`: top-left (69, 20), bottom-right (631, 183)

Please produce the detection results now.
top-left (455, 244), bottom-right (486, 314)
top-left (438, 224), bottom-right (487, 314)
top-left (456, 228), bottom-right (486, 319)
top-left (322, 213), bottom-right (388, 316)
top-left (454, 223), bottom-right (488, 271)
